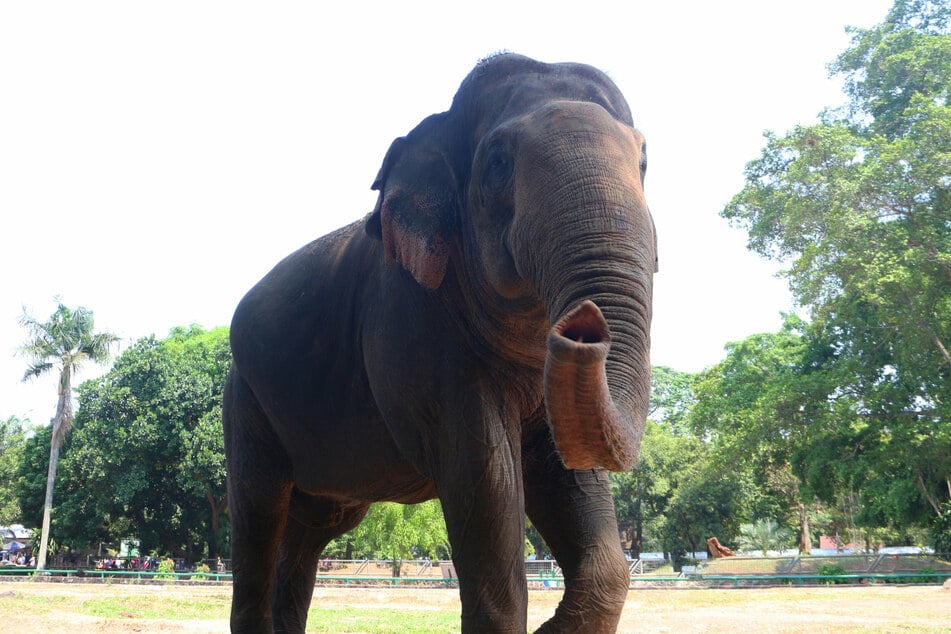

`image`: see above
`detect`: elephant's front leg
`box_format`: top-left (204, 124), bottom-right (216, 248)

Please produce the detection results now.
top-left (522, 423), bottom-right (629, 633)
top-left (435, 406), bottom-right (528, 633)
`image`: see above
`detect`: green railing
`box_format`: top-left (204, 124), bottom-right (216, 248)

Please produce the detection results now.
top-left (694, 572), bottom-right (951, 587)
top-left (1, 567), bottom-right (948, 588)
top-left (0, 568), bottom-right (232, 582)
top-left (312, 575), bottom-right (458, 587)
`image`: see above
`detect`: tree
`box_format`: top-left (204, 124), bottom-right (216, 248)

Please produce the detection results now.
top-left (611, 420), bottom-right (703, 558)
top-left (18, 302), bottom-right (118, 570)
top-left (932, 502), bottom-right (951, 553)
top-left (648, 366), bottom-right (696, 435)
top-left (735, 519), bottom-right (793, 556)
top-left (347, 501), bottom-right (449, 575)
top-left (722, 0), bottom-right (950, 543)
top-left (690, 317), bottom-right (828, 553)
top-left (0, 416), bottom-right (30, 524)
top-left (17, 326), bottom-right (231, 561)
top-left (611, 366), bottom-right (700, 558)
top-left (661, 457), bottom-right (752, 567)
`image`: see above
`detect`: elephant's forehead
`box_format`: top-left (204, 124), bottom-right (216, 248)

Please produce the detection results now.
top-left (453, 57), bottom-right (634, 143)
top-left (473, 79), bottom-right (627, 137)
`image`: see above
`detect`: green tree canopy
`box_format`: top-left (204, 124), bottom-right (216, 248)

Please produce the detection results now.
top-left (611, 366), bottom-right (699, 557)
top-left (612, 420), bottom-right (704, 558)
top-left (648, 366), bottom-right (696, 435)
top-left (690, 317), bottom-right (824, 552)
top-left (721, 0), bottom-right (950, 543)
top-left (0, 416), bottom-right (30, 524)
top-left (347, 500), bottom-right (449, 574)
top-left (735, 519), bottom-right (793, 556)
top-left (661, 456), bottom-right (753, 565)
top-left (18, 325), bottom-right (231, 561)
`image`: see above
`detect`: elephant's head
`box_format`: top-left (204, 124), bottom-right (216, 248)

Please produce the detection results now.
top-left (367, 54), bottom-right (657, 471)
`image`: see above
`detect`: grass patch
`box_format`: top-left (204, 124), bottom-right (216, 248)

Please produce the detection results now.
top-left (308, 606), bottom-right (460, 633)
top-left (0, 588), bottom-right (232, 621)
top-left (78, 595), bottom-right (230, 619)
top-left (4, 592), bottom-right (67, 615)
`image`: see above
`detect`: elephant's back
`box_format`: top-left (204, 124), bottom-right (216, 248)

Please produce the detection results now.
top-left (229, 217), bottom-right (381, 404)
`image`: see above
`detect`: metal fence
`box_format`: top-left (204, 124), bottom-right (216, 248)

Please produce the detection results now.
top-left (628, 552), bottom-right (951, 588)
top-left (1, 554), bottom-right (947, 588)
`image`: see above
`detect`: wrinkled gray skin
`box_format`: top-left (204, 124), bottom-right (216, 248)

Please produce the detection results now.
top-left (224, 53), bottom-right (657, 633)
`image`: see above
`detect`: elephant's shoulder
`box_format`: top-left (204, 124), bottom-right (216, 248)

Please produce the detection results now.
top-left (231, 219), bottom-right (377, 350)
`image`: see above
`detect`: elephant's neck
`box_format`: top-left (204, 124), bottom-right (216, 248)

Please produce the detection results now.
top-left (444, 259), bottom-right (550, 377)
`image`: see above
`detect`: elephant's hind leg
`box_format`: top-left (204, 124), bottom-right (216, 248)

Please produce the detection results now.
top-left (223, 371), bottom-right (294, 634)
top-left (273, 491), bottom-right (369, 633)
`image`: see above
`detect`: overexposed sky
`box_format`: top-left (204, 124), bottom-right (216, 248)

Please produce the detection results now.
top-left (0, 1), bottom-right (893, 424)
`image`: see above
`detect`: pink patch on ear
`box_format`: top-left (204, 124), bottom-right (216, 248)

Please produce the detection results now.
top-left (381, 204), bottom-right (449, 290)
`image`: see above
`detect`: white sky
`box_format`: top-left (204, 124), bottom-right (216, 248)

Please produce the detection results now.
top-left (1, 1), bottom-right (893, 425)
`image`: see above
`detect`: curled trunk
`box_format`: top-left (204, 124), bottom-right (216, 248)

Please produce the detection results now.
top-left (545, 300), bottom-right (648, 471)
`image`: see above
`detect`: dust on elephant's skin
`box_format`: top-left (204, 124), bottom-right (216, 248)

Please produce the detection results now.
top-left (224, 52), bottom-right (657, 634)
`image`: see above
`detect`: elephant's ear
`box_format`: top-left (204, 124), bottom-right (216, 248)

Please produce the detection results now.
top-left (650, 211), bottom-right (659, 273)
top-left (365, 115), bottom-right (457, 290)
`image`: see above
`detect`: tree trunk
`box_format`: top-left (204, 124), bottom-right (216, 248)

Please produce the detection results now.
top-left (36, 439), bottom-right (60, 571)
top-left (798, 503), bottom-right (812, 555)
top-left (631, 498), bottom-right (643, 559)
top-left (37, 369), bottom-right (71, 572)
top-left (205, 491), bottom-right (226, 558)
top-left (208, 514), bottom-right (219, 561)
top-left (916, 472), bottom-right (942, 516)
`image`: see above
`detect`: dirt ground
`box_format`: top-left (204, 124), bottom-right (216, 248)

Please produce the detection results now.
top-left (0, 581), bottom-right (948, 632)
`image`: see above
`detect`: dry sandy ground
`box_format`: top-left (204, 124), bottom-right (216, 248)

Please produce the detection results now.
top-left (0, 581), bottom-right (949, 632)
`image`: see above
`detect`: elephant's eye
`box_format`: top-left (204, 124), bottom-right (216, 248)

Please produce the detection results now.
top-left (482, 147), bottom-right (514, 195)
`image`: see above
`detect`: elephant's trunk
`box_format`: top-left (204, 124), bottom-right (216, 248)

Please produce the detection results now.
top-left (544, 293), bottom-right (650, 472)
top-left (512, 101), bottom-right (654, 472)
top-left (542, 232), bottom-right (653, 473)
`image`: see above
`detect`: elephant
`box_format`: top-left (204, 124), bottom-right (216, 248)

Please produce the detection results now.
top-left (223, 52), bottom-right (657, 633)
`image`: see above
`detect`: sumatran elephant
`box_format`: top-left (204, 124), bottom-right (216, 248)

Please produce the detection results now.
top-left (223, 53), bottom-right (657, 633)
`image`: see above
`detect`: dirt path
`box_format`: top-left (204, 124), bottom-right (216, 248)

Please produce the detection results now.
top-left (0, 582), bottom-right (948, 632)
top-left (615, 585), bottom-right (950, 633)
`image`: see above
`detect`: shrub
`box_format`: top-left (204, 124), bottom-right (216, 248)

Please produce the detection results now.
top-left (736, 519), bottom-right (792, 556)
top-left (817, 562), bottom-right (848, 584)
top-left (931, 503), bottom-right (951, 554)
top-left (155, 558), bottom-right (177, 580)
top-left (887, 567), bottom-right (937, 585)
top-left (191, 563), bottom-right (211, 581)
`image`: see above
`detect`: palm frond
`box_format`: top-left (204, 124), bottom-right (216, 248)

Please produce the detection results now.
top-left (18, 301), bottom-right (118, 381)
top-left (22, 361), bottom-right (55, 381)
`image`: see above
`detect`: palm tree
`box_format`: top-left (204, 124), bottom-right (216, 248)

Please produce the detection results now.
top-left (735, 519), bottom-right (792, 556)
top-left (18, 302), bottom-right (118, 570)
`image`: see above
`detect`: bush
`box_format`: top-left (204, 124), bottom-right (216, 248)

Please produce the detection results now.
top-left (817, 562), bottom-right (848, 584)
top-left (190, 563), bottom-right (211, 581)
top-left (155, 558), bottom-right (177, 580)
top-left (931, 503), bottom-right (951, 554)
top-left (887, 567), bottom-right (937, 585)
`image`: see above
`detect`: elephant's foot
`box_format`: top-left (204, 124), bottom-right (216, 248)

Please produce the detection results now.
top-left (230, 615), bottom-right (274, 634)
top-left (533, 574), bottom-right (628, 634)
top-left (533, 598), bottom-right (626, 633)
top-left (461, 613), bottom-right (528, 634)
